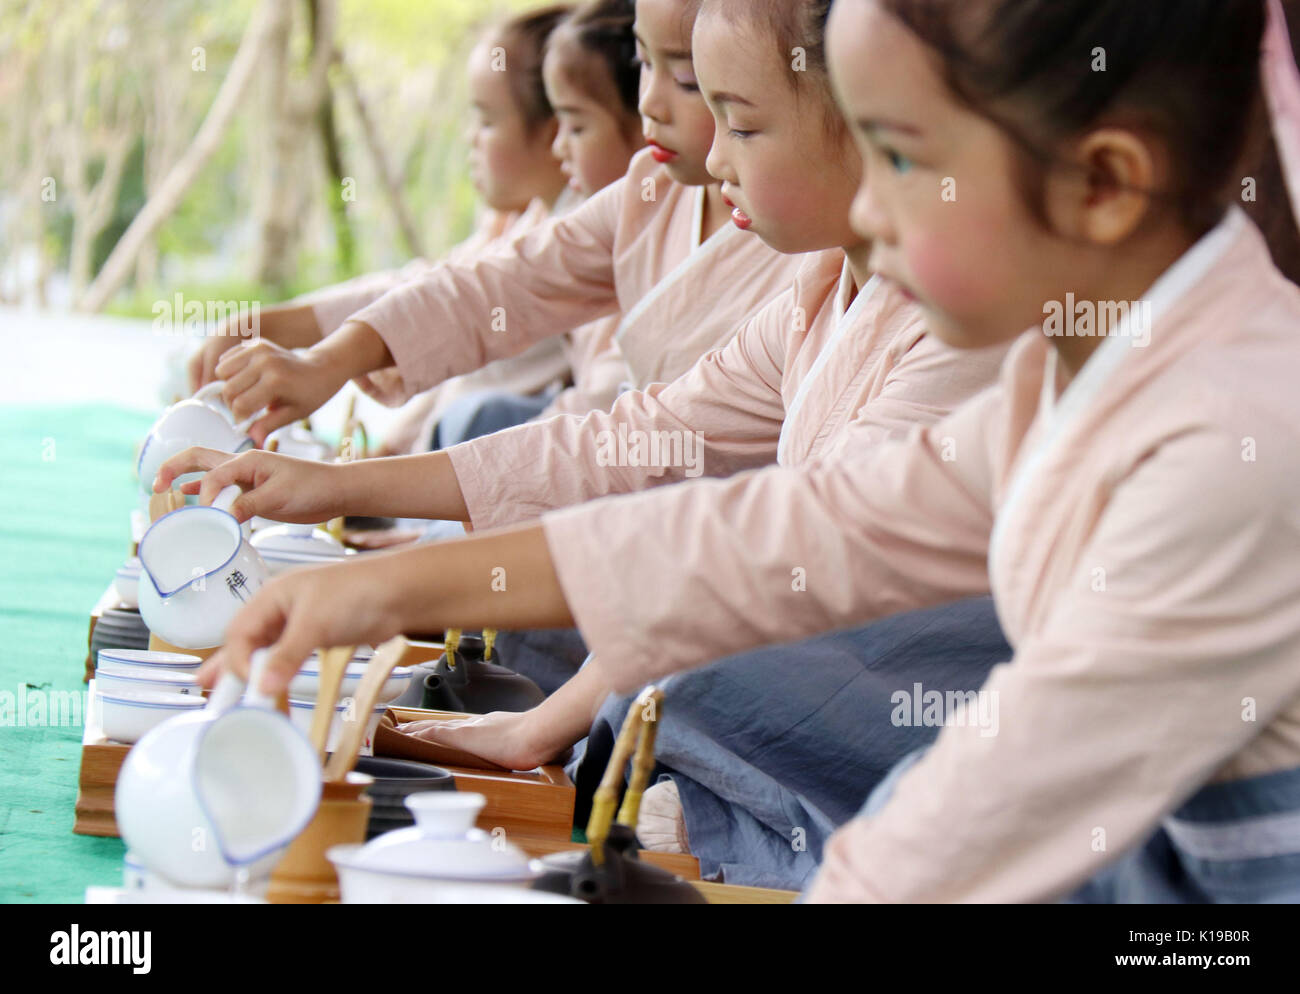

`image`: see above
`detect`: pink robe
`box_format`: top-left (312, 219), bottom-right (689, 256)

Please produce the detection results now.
top-left (445, 250), bottom-right (1006, 528)
top-left (298, 199), bottom-right (573, 454)
top-left (345, 147), bottom-right (806, 409)
top-left (540, 208), bottom-right (1300, 902)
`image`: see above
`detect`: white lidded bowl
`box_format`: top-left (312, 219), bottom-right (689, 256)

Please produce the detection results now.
top-left (96, 665), bottom-right (203, 698)
top-left (287, 696), bottom-right (391, 756)
top-left (97, 649), bottom-right (203, 674)
top-left (100, 689), bottom-right (207, 744)
top-left (327, 793), bottom-right (556, 904)
top-left (287, 656), bottom-right (412, 706)
top-left (251, 523), bottom-right (351, 576)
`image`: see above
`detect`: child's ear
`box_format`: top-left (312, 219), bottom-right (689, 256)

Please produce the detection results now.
top-left (1046, 128), bottom-right (1161, 246)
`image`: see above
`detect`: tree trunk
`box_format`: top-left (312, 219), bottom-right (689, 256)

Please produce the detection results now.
top-left (309, 0), bottom-right (355, 275)
top-left (78, 0), bottom-right (279, 313)
top-left (337, 56), bottom-right (426, 259)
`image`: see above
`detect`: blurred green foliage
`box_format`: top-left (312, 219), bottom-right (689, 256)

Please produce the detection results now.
top-left (2, 0), bottom-right (550, 315)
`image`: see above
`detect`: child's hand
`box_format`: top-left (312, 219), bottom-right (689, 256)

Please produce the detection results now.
top-left (401, 712), bottom-right (559, 771)
top-left (188, 331), bottom-right (246, 394)
top-left (198, 557), bottom-right (408, 697)
top-left (214, 339), bottom-right (349, 446)
top-left (152, 446), bottom-right (351, 525)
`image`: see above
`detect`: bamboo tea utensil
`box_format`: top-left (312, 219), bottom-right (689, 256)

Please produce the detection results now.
top-left (586, 685), bottom-right (665, 863)
top-left (323, 637), bottom-right (408, 783)
top-left (147, 487), bottom-right (186, 523)
top-left (326, 399), bottom-right (368, 543)
top-left (309, 646), bottom-right (355, 762)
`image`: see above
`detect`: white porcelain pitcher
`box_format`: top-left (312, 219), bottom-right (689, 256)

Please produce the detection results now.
top-left (137, 385), bottom-right (255, 494)
top-left (137, 485), bottom-right (270, 649)
top-left (115, 650), bottom-right (322, 890)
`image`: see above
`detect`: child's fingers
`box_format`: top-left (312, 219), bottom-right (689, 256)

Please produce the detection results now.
top-left (248, 409), bottom-right (298, 448)
top-left (218, 586), bottom-right (294, 686)
top-left (152, 445), bottom-right (233, 492)
top-left (196, 455), bottom-right (251, 510)
top-left (224, 367), bottom-right (272, 425)
top-left (213, 339), bottom-right (257, 380)
top-left (259, 609), bottom-right (323, 698)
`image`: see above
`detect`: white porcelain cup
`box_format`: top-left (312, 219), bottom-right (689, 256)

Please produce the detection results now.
top-left (137, 485), bottom-right (270, 649)
top-left (137, 391), bottom-right (254, 494)
top-left (115, 650), bottom-right (322, 890)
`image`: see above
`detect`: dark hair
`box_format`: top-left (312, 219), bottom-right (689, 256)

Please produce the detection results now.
top-left (878, 0), bottom-right (1300, 281)
top-left (700, 0), bottom-right (841, 133)
top-left (492, 4), bottom-right (576, 134)
top-left (547, 0), bottom-right (642, 131)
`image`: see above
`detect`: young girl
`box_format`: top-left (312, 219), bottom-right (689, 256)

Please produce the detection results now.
top-left (158, 0), bottom-right (1010, 887)
top-left (207, 0), bottom-right (808, 450)
top-left (394, 0), bottom-right (650, 455)
top-left (187, 4), bottom-right (579, 453)
top-left (186, 0), bottom-right (1300, 903)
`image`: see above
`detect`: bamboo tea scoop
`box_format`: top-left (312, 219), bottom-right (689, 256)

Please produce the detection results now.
top-left (147, 487), bottom-right (186, 523)
top-left (323, 636), bottom-right (409, 783)
top-left (309, 645), bottom-right (355, 763)
top-left (586, 684), bottom-right (665, 862)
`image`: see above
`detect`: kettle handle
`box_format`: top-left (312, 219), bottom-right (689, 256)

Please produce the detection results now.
top-left (211, 485), bottom-right (242, 516)
top-left (196, 381), bottom-right (261, 437)
top-left (206, 649), bottom-right (278, 713)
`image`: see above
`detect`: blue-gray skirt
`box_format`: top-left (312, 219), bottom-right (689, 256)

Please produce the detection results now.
top-left (571, 596), bottom-right (1011, 889)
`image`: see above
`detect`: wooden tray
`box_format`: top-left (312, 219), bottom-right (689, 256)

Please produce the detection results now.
top-left (74, 696), bottom-right (577, 845)
top-left (74, 682), bottom-right (131, 837)
top-left (385, 706), bottom-right (574, 846)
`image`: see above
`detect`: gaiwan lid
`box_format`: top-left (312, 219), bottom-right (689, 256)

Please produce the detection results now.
top-left (251, 523), bottom-right (347, 562)
top-left (337, 793), bottom-right (537, 882)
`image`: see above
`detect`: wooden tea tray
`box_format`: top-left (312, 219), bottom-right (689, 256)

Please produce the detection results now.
top-left (692, 881), bottom-right (798, 905)
top-left (74, 681), bottom-right (130, 837)
top-left (386, 705), bottom-right (575, 846)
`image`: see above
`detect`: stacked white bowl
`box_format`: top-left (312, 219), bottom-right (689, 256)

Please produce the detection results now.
top-left (95, 649), bottom-right (206, 744)
top-left (286, 649), bottom-right (414, 756)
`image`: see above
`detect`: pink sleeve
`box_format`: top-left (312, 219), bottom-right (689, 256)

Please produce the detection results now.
top-left (307, 267), bottom-right (416, 338)
top-left (346, 181), bottom-right (626, 403)
top-left (544, 318), bottom-right (627, 418)
top-left (303, 211), bottom-right (516, 336)
top-left (444, 289), bottom-right (799, 530)
top-left (806, 427), bottom-right (1300, 903)
top-left (829, 334), bottom-right (1009, 456)
top-left (541, 388), bottom-right (1003, 689)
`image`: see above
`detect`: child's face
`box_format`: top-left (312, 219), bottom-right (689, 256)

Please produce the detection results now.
top-left (543, 44), bottom-right (643, 198)
top-left (827, 0), bottom-right (1078, 349)
top-left (466, 39), bottom-right (563, 212)
top-left (633, 0), bottom-right (718, 186)
top-left (693, 10), bottom-right (863, 255)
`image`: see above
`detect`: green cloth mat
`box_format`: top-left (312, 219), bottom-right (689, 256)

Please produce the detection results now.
top-left (0, 403), bottom-right (155, 903)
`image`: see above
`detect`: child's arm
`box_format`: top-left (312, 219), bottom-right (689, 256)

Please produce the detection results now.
top-left (197, 385), bottom-right (1001, 693)
top-left (187, 303), bottom-right (324, 393)
top-left (198, 520), bottom-right (572, 694)
top-left (213, 182), bottom-right (627, 443)
top-left (152, 446), bottom-right (472, 524)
